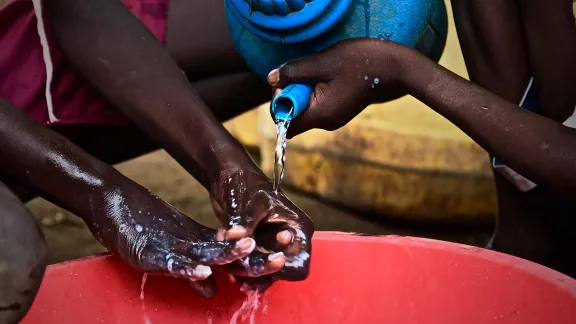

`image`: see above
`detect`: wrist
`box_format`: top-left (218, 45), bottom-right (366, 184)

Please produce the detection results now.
top-left (391, 45), bottom-right (436, 97)
top-left (71, 167), bottom-right (131, 220)
top-left (366, 40), bottom-right (422, 104)
top-left (183, 132), bottom-right (260, 188)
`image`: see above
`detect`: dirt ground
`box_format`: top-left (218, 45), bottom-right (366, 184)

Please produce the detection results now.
top-left (26, 149), bottom-right (493, 265)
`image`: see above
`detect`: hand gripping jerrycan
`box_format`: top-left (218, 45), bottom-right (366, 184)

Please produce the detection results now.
top-left (225, 0), bottom-right (448, 121)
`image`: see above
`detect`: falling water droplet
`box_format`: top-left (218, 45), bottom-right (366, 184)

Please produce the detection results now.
top-left (140, 274), bottom-right (151, 324)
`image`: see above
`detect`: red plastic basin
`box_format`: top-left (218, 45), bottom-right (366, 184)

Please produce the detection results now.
top-left (22, 232), bottom-right (576, 323)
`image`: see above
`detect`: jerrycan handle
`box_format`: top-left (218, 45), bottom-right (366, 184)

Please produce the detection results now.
top-left (271, 83), bottom-right (314, 121)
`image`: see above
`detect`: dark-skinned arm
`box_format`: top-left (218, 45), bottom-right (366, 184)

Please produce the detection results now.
top-left (44, 0), bottom-right (256, 189)
top-left (44, 0), bottom-right (315, 285)
top-left (0, 97), bottom-right (124, 217)
top-left (0, 96), bottom-right (255, 286)
top-left (395, 46), bottom-right (576, 197)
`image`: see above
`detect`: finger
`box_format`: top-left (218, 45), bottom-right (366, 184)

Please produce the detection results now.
top-left (174, 237), bottom-right (256, 265)
top-left (287, 88), bottom-right (351, 139)
top-left (276, 230), bottom-right (293, 248)
top-left (271, 87), bottom-right (282, 104)
top-left (186, 277), bottom-right (218, 299)
top-left (225, 225), bottom-right (249, 241)
top-left (253, 222), bottom-right (293, 252)
top-left (212, 196), bottom-right (250, 240)
top-left (220, 252), bottom-right (286, 277)
top-left (268, 55), bottom-right (332, 88)
top-left (235, 276), bottom-right (276, 293)
top-left (209, 194), bottom-right (229, 225)
top-left (259, 219), bottom-right (313, 282)
top-left (272, 228), bottom-right (313, 282)
top-left (162, 255), bottom-right (213, 281)
top-left (223, 190), bottom-right (278, 238)
top-left (286, 97), bottom-right (333, 139)
top-left (278, 251), bottom-right (311, 281)
top-left (216, 227), bottom-right (226, 241)
top-left (212, 176), bottom-right (273, 240)
top-left (273, 88), bottom-right (282, 97)
top-left (210, 196), bottom-right (250, 241)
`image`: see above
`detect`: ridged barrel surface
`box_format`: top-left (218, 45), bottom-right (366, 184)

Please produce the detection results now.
top-left (226, 0), bottom-right (448, 78)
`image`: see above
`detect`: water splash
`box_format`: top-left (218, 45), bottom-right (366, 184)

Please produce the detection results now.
top-left (140, 274), bottom-right (151, 324)
top-left (273, 119), bottom-right (290, 193)
top-left (229, 285), bottom-right (262, 324)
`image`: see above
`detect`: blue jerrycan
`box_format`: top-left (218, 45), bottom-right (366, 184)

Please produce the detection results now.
top-left (225, 0), bottom-right (448, 120)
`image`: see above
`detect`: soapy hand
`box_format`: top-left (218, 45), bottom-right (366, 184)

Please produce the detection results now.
top-left (268, 38), bottom-right (408, 138)
top-left (209, 169), bottom-right (314, 290)
top-left (86, 182), bottom-right (256, 297)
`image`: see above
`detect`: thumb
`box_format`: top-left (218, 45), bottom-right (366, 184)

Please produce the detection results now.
top-left (286, 87), bottom-right (341, 139)
top-left (268, 54), bottom-right (331, 88)
top-left (187, 277), bottom-right (218, 298)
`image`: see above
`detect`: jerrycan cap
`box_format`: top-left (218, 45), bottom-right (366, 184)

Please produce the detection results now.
top-left (227, 0), bottom-right (352, 43)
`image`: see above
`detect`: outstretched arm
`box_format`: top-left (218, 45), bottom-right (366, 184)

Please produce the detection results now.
top-left (0, 96), bottom-right (255, 294)
top-left (268, 39), bottom-right (576, 197)
top-left (399, 46), bottom-right (576, 196)
top-left (44, 0), bottom-right (256, 189)
top-left (44, 0), bottom-right (314, 286)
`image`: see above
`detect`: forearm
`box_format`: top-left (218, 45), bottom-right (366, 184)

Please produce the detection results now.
top-left (45, 0), bottom-right (256, 188)
top-left (0, 97), bottom-right (127, 219)
top-left (393, 48), bottom-right (576, 195)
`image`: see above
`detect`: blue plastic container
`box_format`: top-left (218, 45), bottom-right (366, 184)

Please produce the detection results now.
top-left (225, 0), bottom-right (448, 120)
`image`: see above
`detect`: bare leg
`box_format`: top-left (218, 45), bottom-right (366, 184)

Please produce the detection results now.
top-left (516, 0), bottom-right (576, 121)
top-left (0, 181), bottom-right (47, 324)
top-left (165, 0), bottom-right (250, 78)
top-left (452, 0), bottom-right (574, 275)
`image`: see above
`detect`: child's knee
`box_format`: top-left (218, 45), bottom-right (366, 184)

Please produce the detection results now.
top-left (0, 182), bottom-right (47, 324)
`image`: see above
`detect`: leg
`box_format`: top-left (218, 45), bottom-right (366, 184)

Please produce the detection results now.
top-left (165, 0), bottom-right (250, 78)
top-left (451, 0), bottom-right (531, 102)
top-left (516, 0), bottom-right (576, 121)
top-left (488, 174), bottom-right (556, 268)
top-left (0, 181), bottom-right (47, 324)
top-left (452, 0), bottom-right (573, 274)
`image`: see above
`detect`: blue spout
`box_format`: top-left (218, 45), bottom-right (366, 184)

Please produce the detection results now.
top-left (271, 83), bottom-right (314, 121)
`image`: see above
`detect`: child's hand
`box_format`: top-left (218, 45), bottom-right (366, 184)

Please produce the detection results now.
top-left (268, 39), bottom-right (408, 138)
top-left (209, 168), bottom-right (314, 288)
top-left (88, 182), bottom-right (258, 298)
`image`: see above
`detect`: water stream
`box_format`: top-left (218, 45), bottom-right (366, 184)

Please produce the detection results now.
top-left (273, 118), bottom-right (291, 193)
top-left (140, 274), bottom-right (151, 324)
top-left (229, 286), bottom-right (262, 324)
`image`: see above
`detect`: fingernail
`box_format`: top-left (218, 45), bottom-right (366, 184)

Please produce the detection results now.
top-left (227, 225), bottom-right (247, 240)
top-left (236, 237), bottom-right (256, 252)
top-left (276, 230), bottom-right (292, 244)
top-left (268, 252), bottom-right (285, 262)
top-left (216, 228), bottom-right (226, 241)
top-left (192, 265), bottom-right (212, 279)
top-left (268, 69), bottom-right (279, 85)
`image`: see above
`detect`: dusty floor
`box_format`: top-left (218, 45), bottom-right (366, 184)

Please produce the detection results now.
top-left (26, 149), bottom-right (493, 265)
